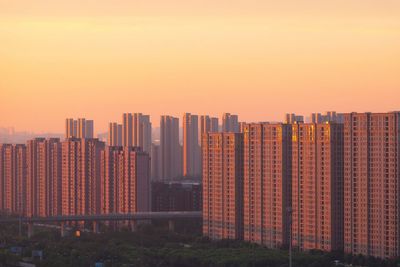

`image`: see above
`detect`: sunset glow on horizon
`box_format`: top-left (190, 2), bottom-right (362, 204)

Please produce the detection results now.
top-left (1, 0), bottom-right (399, 133)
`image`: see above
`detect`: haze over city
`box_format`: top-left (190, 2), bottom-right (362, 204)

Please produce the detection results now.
top-left (1, 1), bottom-right (400, 267)
top-left (1, 0), bottom-right (400, 133)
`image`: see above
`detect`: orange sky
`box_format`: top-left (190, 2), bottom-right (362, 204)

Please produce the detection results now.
top-left (1, 0), bottom-right (399, 133)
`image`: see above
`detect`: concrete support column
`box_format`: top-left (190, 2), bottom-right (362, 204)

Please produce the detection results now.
top-left (60, 222), bottom-right (67, 237)
top-left (130, 220), bottom-right (137, 232)
top-left (112, 221), bottom-right (118, 232)
top-left (27, 222), bottom-right (34, 238)
top-left (93, 221), bottom-right (100, 234)
top-left (168, 220), bottom-right (175, 232)
top-left (18, 217), bottom-right (22, 238)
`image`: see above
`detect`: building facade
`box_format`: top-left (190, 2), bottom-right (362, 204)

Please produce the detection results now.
top-left (343, 112), bottom-right (400, 258)
top-left (243, 123), bottom-right (292, 248)
top-left (100, 146), bottom-right (123, 214)
top-left (291, 122), bottom-right (344, 252)
top-left (117, 147), bottom-right (151, 213)
top-left (0, 144), bottom-right (27, 215)
top-left (100, 146), bottom-right (151, 214)
top-left (26, 138), bottom-right (61, 217)
top-left (61, 138), bottom-right (104, 216)
top-left (202, 132), bottom-right (244, 240)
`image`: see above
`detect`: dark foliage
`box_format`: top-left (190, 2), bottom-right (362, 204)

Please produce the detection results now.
top-left (0, 223), bottom-right (399, 267)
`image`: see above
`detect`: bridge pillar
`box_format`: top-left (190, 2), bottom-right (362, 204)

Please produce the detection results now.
top-left (111, 221), bottom-right (118, 232)
top-left (27, 222), bottom-right (34, 238)
top-left (168, 220), bottom-right (175, 232)
top-left (130, 220), bottom-right (137, 232)
top-left (60, 222), bottom-right (67, 237)
top-left (93, 221), bottom-right (100, 234)
top-left (19, 217), bottom-right (22, 237)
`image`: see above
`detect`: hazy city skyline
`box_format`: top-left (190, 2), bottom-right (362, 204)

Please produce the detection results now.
top-left (1, 0), bottom-right (399, 133)
top-left (2, 111), bottom-right (400, 259)
top-left (1, 1), bottom-right (399, 266)
top-left (2, 109), bottom-right (400, 135)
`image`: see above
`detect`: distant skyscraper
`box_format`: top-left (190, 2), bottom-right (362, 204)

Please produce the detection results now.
top-left (122, 113), bottom-right (152, 153)
top-left (222, 113), bottom-right (239, 132)
top-left (78, 118), bottom-right (94, 138)
top-left (202, 132), bottom-right (244, 240)
top-left (285, 113), bottom-right (304, 123)
top-left (311, 111), bottom-right (344, 123)
top-left (343, 112), bottom-right (400, 258)
top-left (200, 115), bottom-right (219, 136)
top-left (183, 113), bottom-right (201, 178)
top-left (160, 116), bottom-right (181, 180)
top-left (118, 124), bottom-right (122, 145)
top-left (210, 117), bottom-right (219, 132)
top-left (136, 114), bottom-right (152, 153)
top-left (310, 113), bottom-right (322, 123)
top-left (65, 118), bottom-right (77, 138)
top-left (291, 122), bottom-right (344, 252)
top-left (108, 122), bottom-right (122, 146)
top-left (200, 115), bottom-right (211, 138)
top-left (243, 123), bottom-right (292, 248)
top-left (150, 143), bottom-right (161, 181)
top-left (122, 113), bottom-right (133, 147)
top-left (200, 116), bottom-right (219, 139)
top-left (200, 115), bottom-right (218, 145)
top-left (327, 111), bottom-right (344, 123)
top-left (199, 116), bottom-right (219, 176)
top-left (78, 118), bottom-right (86, 139)
top-left (65, 118), bottom-right (94, 139)
top-left (86, 120), bottom-right (94, 138)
